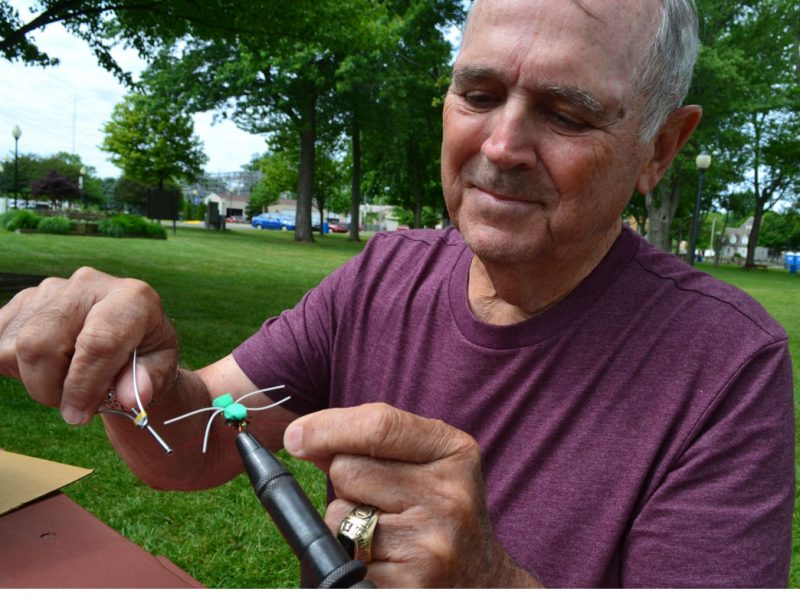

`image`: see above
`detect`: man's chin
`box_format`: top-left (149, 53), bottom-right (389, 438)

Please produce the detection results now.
top-left (459, 225), bottom-right (543, 266)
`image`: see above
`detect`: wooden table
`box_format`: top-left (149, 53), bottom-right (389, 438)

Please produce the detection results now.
top-left (0, 492), bottom-right (203, 588)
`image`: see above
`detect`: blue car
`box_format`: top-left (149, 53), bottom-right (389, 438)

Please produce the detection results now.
top-left (251, 213), bottom-right (296, 231)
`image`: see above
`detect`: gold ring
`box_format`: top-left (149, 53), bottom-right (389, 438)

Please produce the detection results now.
top-left (337, 504), bottom-right (380, 564)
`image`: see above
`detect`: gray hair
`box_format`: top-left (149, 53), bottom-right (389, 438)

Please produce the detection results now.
top-left (634, 0), bottom-right (700, 141)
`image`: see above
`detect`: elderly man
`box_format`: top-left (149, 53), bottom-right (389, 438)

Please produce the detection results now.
top-left (0, 0), bottom-right (793, 588)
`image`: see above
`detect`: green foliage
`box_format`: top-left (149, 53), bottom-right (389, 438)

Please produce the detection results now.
top-left (248, 152), bottom-right (298, 216)
top-left (0, 1), bottom-right (301, 83)
top-left (760, 210), bottom-right (800, 254)
top-left (101, 91), bottom-right (207, 189)
top-left (685, 0), bottom-right (800, 264)
top-left (111, 177), bottom-right (148, 213)
top-left (395, 205), bottom-right (441, 228)
top-left (98, 214), bottom-right (167, 239)
top-left (2, 208), bottom-right (41, 231)
top-left (36, 216), bottom-right (73, 235)
top-left (1, 152), bottom-right (100, 206)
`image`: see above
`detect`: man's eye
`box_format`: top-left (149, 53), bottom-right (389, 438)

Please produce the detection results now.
top-left (551, 112), bottom-right (590, 132)
top-left (462, 92), bottom-right (501, 109)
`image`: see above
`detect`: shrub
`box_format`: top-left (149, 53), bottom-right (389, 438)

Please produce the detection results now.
top-left (37, 216), bottom-right (73, 235)
top-left (0, 211), bottom-right (14, 230)
top-left (98, 214), bottom-right (166, 239)
top-left (2, 209), bottom-right (41, 231)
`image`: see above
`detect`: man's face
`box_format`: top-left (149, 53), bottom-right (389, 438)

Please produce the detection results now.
top-left (442, 0), bottom-right (658, 267)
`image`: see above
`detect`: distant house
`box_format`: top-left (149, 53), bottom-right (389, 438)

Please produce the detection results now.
top-left (719, 217), bottom-right (769, 262)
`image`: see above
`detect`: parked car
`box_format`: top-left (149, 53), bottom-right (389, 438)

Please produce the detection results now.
top-left (225, 215), bottom-right (245, 223)
top-left (251, 213), bottom-right (295, 231)
top-left (329, 222), bottom-right (348, 233)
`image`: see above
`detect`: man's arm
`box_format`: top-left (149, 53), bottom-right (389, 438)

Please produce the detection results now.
top-left (104, 355), bottom-right (298, 490)
top-left (0, 267), bottom-right (297, 490)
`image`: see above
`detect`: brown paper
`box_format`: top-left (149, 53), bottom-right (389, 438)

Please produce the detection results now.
top-left (0, 449), bottom-right (93, 515)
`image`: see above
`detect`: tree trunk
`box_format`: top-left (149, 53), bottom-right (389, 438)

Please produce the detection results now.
top-left (745, 113), bottom-right (762, 267)
top-left (410, 157), bottom-right (422, 229)
top-left (713, 210), bottom-right (730, 266)
top-left (295, 92), bottom-right (316, 243)
top-left (349, 117), bottom-right (362, 242)
top-left (412, 179), bottom-right (422, 228)
top-left (645, 175), bottom-right (682, 252)
top-left (746, 191), bottom-right (765, 267)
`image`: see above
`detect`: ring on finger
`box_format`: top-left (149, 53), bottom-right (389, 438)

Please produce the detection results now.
top-left (337, 504), bottom-right (380, 564)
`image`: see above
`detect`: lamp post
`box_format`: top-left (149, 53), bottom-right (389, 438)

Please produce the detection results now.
top-left (12, 125), bottom-right (21, 209)
top-left (79, 167), bottom-right (86, 205)
top-left (689, 150), bottom-right (712, 266)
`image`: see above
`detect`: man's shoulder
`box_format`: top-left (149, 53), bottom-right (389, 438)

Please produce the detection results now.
top-left (367, 227), bottom-right (464, 249)
top-left (627, 232), bottom-right (786, 343)
top-left (358, 227), bottom-right (466, 268)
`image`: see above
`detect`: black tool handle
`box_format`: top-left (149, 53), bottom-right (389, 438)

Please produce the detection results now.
top-left (235, 430), bottom-right (375, 588)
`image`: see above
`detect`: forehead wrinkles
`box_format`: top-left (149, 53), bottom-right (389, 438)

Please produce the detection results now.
top-left (461, 0), bottom-right (658, 75)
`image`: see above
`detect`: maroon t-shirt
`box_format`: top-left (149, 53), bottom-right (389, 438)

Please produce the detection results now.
top-left (233, 226), bottom-right (794, 588)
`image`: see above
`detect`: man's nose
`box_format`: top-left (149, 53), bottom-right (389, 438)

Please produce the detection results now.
top-left (480, 98), bottom-right (538, 170)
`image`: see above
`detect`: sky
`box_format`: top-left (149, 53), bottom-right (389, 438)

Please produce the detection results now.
top-left (0, 5), bottom-right (268, 179)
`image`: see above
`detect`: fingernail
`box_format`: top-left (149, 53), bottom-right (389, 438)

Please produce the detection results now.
top-left (284, 423), bottom-right (303, 455)
top-left (61, 405), bottom-right (86, 426)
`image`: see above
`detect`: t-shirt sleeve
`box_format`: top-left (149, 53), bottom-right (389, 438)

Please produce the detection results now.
top-left (231, 245), bottom-right (362, 416)
top-left (621, 340), bottom-right (795, 588)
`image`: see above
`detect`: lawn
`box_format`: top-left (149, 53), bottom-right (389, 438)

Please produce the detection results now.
top-left (0, 226), bottom-right (798, 587)
top-left (0, 226), bottom-right (364, 588)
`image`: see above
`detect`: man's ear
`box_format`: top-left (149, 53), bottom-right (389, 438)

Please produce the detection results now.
top-left (636, 105), bottom-right (702, 194)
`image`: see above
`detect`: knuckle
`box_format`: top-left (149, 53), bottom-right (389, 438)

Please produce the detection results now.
top-left (74, 326), bottom-right (121, 360)
top-left (362, 403), bottom-right (404, 457)
top-left (36, 276), bottom-right (68, 297)
top-left (70, 266), bottom-right (101, 283)
top-left (15, 324), bottom-right (66, 363)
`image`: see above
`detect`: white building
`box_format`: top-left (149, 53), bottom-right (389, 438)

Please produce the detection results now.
top-left (719, 217), bottom-right (769, 262)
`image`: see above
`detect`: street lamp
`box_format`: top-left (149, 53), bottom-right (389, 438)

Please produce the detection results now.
top-left (688, 150), bottom-right (712, 266)
top-left (12, 125), bottom-right (21, 209)
top-left (79, 167), bottom-right (86, 205)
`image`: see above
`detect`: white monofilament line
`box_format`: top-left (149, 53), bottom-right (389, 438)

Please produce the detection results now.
top-left (163, 387), bottom-right (293, 454)
top-left (163, 385), bottom-right (288, 425)
top-left (132, 348), bottom-right (145, 414)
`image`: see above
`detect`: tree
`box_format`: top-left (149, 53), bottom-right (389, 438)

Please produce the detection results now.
top-left (248, 151), bottom-right (298, 217)
top-left (0, 150), bottom-right (99, 206)
top-left (112, 176), bottom-right (148, 213)
top-left (31, 169), bottom-right (79, 207)
top-left (101, 91), bottom-right (207, 190)
top-left (0, 1), bottom-right (294, 82)
top-left (647, 0), bottom-right (799, 261)
top-left (361, 0), bottom-right (463, 229)
top-left (759, 209), bottom-right (800, 256)
top-left (730, 0), bottom-right (800, 267)
top-left (142, 0), bottom-right (386, 242)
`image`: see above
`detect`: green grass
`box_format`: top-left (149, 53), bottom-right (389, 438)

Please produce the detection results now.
top-left (0, 228), bottom-right (798, 587)
top-left (0, 226), bottom-right (364, 588)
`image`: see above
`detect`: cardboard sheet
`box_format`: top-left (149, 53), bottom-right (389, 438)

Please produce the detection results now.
top-left (0, 449), bottom-right (93, 515)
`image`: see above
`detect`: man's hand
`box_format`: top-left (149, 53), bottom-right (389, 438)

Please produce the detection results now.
top-left (283, 402), bottom-right (542, 588)
top-left (0, 267), bottom-right (179, 424)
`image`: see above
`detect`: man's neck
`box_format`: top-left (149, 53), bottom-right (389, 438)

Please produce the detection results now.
top-left (467, 227), bottom-right (621, 325)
